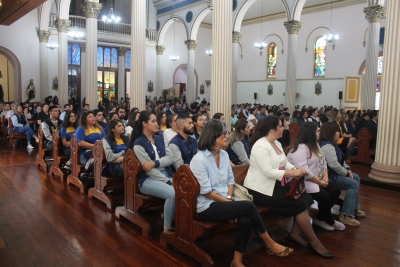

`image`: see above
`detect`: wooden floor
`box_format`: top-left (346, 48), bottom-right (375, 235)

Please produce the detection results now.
top-left (0, 147), bottom-right (399, 267)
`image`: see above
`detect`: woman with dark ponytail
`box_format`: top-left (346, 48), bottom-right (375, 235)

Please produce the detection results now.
top-left (129, 111), bottom-right (175, 233)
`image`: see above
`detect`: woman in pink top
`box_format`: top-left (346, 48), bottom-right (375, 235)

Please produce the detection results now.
top-left (287, 122), bottom-right (345, 231)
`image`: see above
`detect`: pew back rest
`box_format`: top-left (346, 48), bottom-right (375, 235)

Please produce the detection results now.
top-left (37, 127), bottom-right (46, 151)
top-left (93, 140), bottom-right (106, 179)
top-left (357, 127), bottom-right (372, 145)
top-left (123, 149), bottom-right (143, 211)
top-left (52, 130), bottom-right (63, 160)
top-left (8, 117), bottom-right (27, 139)
top-left (289, 123), bottom-right (300, 143)
top-left (70, 134), bottom-right (83, 177)
top-left (232, 165), bottom-right (250, 186)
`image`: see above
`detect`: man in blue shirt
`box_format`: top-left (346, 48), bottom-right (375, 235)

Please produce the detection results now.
top-left (256, 105), bottom-right (267, 121)
top-left (169, 114), bottom-right (197, 171)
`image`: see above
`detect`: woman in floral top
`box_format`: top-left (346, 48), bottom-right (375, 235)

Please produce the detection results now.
top-left (287, 122), bottom-right (345, 232)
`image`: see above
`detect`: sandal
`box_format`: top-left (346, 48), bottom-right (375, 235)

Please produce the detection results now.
top-left (354, 209), bottom-right (365, 217)
top-left (339, 214), bottom-right (360, 226)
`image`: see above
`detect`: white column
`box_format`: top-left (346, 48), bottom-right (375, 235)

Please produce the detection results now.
top-left (82, 1), bottom-right (102, 110)
top-left (155, 45), bottom-right (165, 97)
top-left (130, 0), bottom-right (146, 111)
top-left (283, 21), bottom-right (302, 112)
top-left (369, 0), bottom-right (400, 184)
top-left (185, 40), bottom-right (198, 104)
top-left (363, 5), bottom-right (386, 110)
top-left (232, 31), bottom-right (242, 105)
top-left (211, 0), bottom-right (232, 130)
top-left (117, 47), bottom-right (127, 102)
top-left (57, 19), bottom-right (70, 107)
top-left (37, 30), bottom-right (51, 102)
top-left (79, 43), bottom-right (86, 104)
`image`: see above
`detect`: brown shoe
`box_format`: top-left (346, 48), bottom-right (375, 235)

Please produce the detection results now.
top-left (267, 247), bottom-right (294, 257)
top-left (339, 214), bottom-right (360, 226)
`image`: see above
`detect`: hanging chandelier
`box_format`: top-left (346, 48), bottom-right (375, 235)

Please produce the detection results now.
top-left (254, 0), bottom-right (266, 56)
top-left (102, 7), bottom-right (121, 24)
top-left (46, 43), bottom-right (59, 50)
top-left (169, 18), bottom-right (179, 62)
top-left (68, 30), bottom-right (84, 40)
top-left (324, 0), bottom-right (339, 49)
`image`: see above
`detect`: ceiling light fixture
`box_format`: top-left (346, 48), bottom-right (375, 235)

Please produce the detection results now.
top-left (323, 0), bottom-right (339, 49)
top-left (169, 17), bottom-right (179, 62)
top-left (254, 0), bottom-right (267, 56)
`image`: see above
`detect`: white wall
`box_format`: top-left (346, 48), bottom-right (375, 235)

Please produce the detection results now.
top-left (0, 9), bottom-right (40, 102)
top-left (174, 67), bottom-right (187, 83)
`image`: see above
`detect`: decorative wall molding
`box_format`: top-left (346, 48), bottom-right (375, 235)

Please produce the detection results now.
top-left (284, 20), bottom-right (302, 35)
top-left (364, 5), bottom-right (386, 23)
top-left (156, 45), bottom-right (166, 55)
top-left (81, 1), bottom-right (102, 19)
top-left (37, 30), bottom-right (51, 42)
top-left (57, 19), bottom-right (71, 33)
top-left (185, 40), bottom-right (198, 50)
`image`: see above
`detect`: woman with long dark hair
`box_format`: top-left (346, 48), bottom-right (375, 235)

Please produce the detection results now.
top-left (191, 119), bottom-right (292, 267)
top-left (156, 111), bottom-right (167, 132)
top-left (244, 116), bottom-right (334, 258)
top-left (192, 113), bottom-right (204, 141)
top-left (125, 111), bottom-right (139, 137)
top-left (319, 122), bottom-right (364, 227)
top-left (102, 119), bottom-right (129, 178)
top-left (60, 110), bottom-right (78, 156)
top-left (129, 111), bottom-right (174, 233)
top-left (287, 122), bottom-right (345, 231)
top-left (226, 118), bottom-right (250, 165)
top-left (329, 110), bottom-right (355, 148)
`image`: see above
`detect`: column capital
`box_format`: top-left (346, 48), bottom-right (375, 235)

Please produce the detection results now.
top-left (118, 47), bottom-right (128, 56)
top-left (185, 40), bottom-right (198, 50)
top-left (79, 43), bottom-right (86, 53)
top-left (364, 5), bottom-right (386, 23)
top-left (57, 19), bottom-right (71, 33)
top-left (37, 30), bottom-right (51, 43)
top-left (232, 31), bottom-right (242, 43)
top-left (156, 45), bottom-right (165, 55)
top-left (284, 20), bottom-right (302, 35)
top-left (81, 1), bottom-right (103, 19)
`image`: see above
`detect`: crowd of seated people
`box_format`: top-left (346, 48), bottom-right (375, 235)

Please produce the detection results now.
top-left (0, 95), bottom-right (382, 266)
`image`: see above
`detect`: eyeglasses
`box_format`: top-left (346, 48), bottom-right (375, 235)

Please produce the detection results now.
top-left (221, 130), bottom-right (228, 136)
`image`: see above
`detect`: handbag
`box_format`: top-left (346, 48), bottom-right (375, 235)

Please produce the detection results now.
top-left (233, 183), bottom-right (253, 202)
top-left (285, 176), bottom-right (306, 201)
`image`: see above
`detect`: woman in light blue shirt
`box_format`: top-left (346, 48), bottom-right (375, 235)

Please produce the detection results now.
top-left (190, 119), bottom-right (293, 267)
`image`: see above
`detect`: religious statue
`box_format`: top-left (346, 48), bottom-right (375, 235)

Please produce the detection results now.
top-left (27, 79), bottom-right (36, 101)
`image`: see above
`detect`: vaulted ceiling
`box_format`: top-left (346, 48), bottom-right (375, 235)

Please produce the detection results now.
top-left (0, 0), bottom-right (47, 25)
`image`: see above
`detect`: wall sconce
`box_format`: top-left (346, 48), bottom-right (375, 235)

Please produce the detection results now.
top-left (205, 80), bottom-right (211, 87)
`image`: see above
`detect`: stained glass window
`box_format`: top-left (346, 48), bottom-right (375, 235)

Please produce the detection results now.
top-left (111, 48), bottom-right (118, 68)
top-left (314, 37), bottom-right (326, 77)
top-left (125, 50), bottom-right (131, 69)
top-left (104, 48), bottom-right (111, 67)
top-left (361, 56), bottom-right (384, 76)
top-left (267, 43), bottom-right (277, 78)
top-left (72, 44), bottom-right (80, 65)
top-left (97, 47), bottom-right (103, 67)
top-left (67, 44), bottom-right (72, 65)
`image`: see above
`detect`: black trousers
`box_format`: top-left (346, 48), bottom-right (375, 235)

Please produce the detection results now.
top-left (198, 201), bottom-right (266, 253)
top-left (308, 182), bottom-right (341, 225)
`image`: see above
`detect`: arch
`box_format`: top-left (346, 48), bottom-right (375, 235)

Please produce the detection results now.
top-left (59, 0), bottom-right (71, 19)
top-left (0, 46), bottom-right (22, 102)
top-left (39, 0), bottom-right (55, 30)
top-left (158, 16), bottom-right (189, 46)
top-left (172, 64), bottom-right (199, 97)
top-left (189, 6), bottom-right (212, 40)
top-left (263, 34), bottom-right (284, 54)
top-left (305, 26), bottom-right (331, 52)
top-left (292, 0), bottom-right (307, 21)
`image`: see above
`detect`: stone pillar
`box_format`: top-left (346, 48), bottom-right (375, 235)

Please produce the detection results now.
top-left (37, 30), bottom-right (51, 101)
top-left (57, 19), bottom-right (70, 107)
top-left (117, 47), bottom-right (127, 102)
top-left (363, 5), bottom-right (386, 110)
top-left (156, 45), bottom-right (165, 97)
top-left (130, 0), bottom-right (146, 111)
top-left (79, 43), bottom-right (86, 104)
top-left (82, 1), bottom-right (102, 110)
top-left (211, 0), bottom-right (232, 130)
top-left (232, 31), bottom-right (242, 105)
top-left (185, 40), bottom-right (198, 104)
top-left (283, 20), bottom-right (301, 112)
top-left (369, 0), bottom-right (400, 184)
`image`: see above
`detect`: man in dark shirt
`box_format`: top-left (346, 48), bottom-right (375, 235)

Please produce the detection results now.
top-left (320, 108), bottom-right (331, 124)
top-left (366, 110), bottom-right (378, 149)
top-left (355, 113), bottom-right (370, 133)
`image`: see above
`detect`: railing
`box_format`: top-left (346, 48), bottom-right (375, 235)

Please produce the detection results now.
top-left (48, 14), bottom-right (157, 40)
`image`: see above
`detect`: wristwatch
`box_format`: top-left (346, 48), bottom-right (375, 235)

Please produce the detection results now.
top-left (226, 195), bottom-right (232, 200)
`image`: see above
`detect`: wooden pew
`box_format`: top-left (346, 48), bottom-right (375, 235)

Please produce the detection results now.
top-left (289, 122), bottom-right (300, 143)
top-left (0, 116), bottom-right (7, 145)
top-left (36, 127), bottom-right (52, 172)
top-left (49, 130), bottom-right (69, 182)
top-left (160, 164), bottom-right (269, 267)
top-left (88, 140), bottom-right (124, 212)
top-left (346, 127), bottom-right (375, 165)
top-left (115, 149), bottom-right (164, 238)
top-left (66, 135), bottom-right (87, 194)
top-left (7, 117), bottom-right (27, 149)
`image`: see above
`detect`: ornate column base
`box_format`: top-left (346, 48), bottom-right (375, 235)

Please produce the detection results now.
top-left (369, 162), bottom-right (400, 184)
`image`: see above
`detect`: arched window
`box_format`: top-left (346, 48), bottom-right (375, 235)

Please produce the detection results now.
top-left (67, 43), bottom-right (81, 101)
top-left (267, 43), bottom-right (277, 78)
top-left (97, 46), bottom-right (118, 103)
top-left (362, 56), bottom-right (383, 75)
top-left (314, 37), bottom-right (326, 77)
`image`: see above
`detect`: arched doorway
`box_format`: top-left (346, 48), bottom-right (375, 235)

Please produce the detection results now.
top-left (0, 46), bottom-right (22, 102)
top-left (172, 64), bottom-right (198, 102)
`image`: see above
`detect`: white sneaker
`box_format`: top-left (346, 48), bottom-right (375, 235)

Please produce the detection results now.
top-left (313, 218), bottom-right (334, 231)
top-left (27, 144), bottom-right (34, 149)
top-left (332, 220), bottom-right (346, 231)
top-left (34, 137), bottom-right (39, 143)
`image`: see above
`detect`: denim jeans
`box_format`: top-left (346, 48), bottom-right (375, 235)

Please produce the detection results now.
top-left (15, 126), bottom-right (35, 143)
top-left (335, 173), bottom-right (360, 217)
top-left (80, 154), bottom-right (87, 165)
top-left (139, 170), bottom-right (175, 229)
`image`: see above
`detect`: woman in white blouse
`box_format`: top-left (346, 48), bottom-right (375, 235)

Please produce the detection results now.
top-left (247, 108), bottom-right (258, 129)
